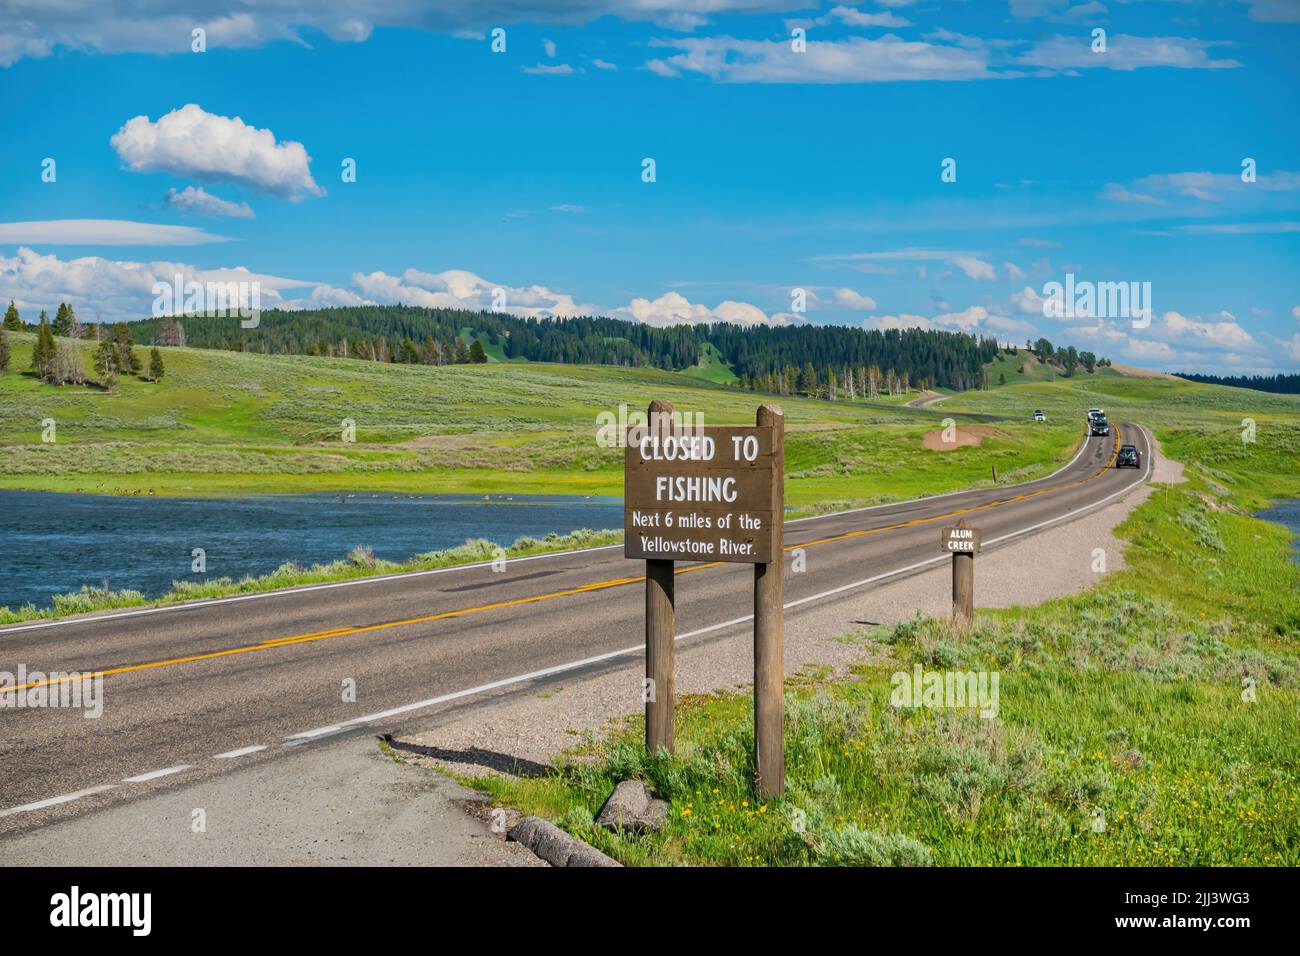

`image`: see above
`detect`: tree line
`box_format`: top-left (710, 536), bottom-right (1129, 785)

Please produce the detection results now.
top-left (117, 305), bottom-right (1007, 392)
top-left (1175, 372), bottom-right (1300, 395)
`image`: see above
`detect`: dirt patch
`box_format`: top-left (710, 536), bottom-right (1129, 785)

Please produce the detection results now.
top-left (1110, 363), bottom-right (1182, 381)
top-left (921, 423), bottom-right (999, 451)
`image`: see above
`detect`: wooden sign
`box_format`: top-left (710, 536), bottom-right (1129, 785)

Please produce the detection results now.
top-left (631, 400), bottom-right (787, 798)
top-left (941, 523), bottom-right (981, 554)
top-left (624, 423), bottom-right (780, 564)
top-left (942, 519), bottom-right (978, 629)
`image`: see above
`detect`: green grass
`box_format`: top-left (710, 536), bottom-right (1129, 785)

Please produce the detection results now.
top-left (680, 342), bottom-right (738, 384)
top-left (463, 368), bottom-right (1300, 866)
top-left (984, 351), bottom-right (1065, 386)
top-left (0, 332), bottom-right (1077, 507)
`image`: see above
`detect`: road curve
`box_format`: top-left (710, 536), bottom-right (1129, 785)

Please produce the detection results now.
top-left (0, 423), bottom-right (1152, 837)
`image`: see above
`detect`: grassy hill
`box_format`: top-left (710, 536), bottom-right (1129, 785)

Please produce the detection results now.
top-left (680, 341), bottom-right (738, 385)
top-left (0, 332), bottom-right (1073, 507)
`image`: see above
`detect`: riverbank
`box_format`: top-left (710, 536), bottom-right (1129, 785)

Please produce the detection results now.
top-left (0, 528), bottom-right (622, 626)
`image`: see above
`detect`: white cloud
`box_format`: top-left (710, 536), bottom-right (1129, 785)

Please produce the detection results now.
top-left (111, 104), bottom-right (323, 201)
top-left (648, 35), bottom-right (994, 83)
top-left (591, 58), bottom-right (618, 71)
top-left (1003, 261), bottom-right (1026, 281)
top-left (0, 2), bottom-right (798, 66)
top-left (352, 267), bottom-right (599, 318)
top-left (1292, 305), bottom-right (1300, 321)
top-left (789, 6), bottom-right (912, 29)
top-left (548, 204), bottom-right (586, 213)
top-left (1011, 285), bottom-right (1046, 314)
top-left (619, 291), bottom-right (788, 328)
top-left (1243, 0), bottom-right (1300, 23)
top-left (0, 219), bottom-right (229, 245)
top-left (523, 63), bottom-right (575, 75)
top-left (1157, 310), bottom-right (1257, 350)
top-left (829, 287), bottom-right (877, 310)
top-left (865, 313), bottom-right (933, 331)
top-left (820, 248), bottom-right (999, 281)
top-left (543, 38), bottom-right (557, 58)
top-left (164, 186), bottom-right (255, 219)
top-left (951, 256), bottom-right (996, 280)
top-left (0, 246), bottom-right (313, 322)
top-left (1016, 35), bottom-right (1239, 72)
top-left (1101, 183), bottom-right (1162, 205)
top-left (1173, 221), bottom-right (1300, 236)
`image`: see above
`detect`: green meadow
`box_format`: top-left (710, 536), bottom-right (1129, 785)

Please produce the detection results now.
top-left (0, 332), bottom-right (1076, 507)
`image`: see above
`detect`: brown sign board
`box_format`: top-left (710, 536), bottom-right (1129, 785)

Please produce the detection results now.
top-left (624, 424), bottom-right (781, 564)
top-left (941, 524), bottom-right (981, 554)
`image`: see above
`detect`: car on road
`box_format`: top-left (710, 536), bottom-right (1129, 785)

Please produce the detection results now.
top-left (1116, 444), bottom-right (1141, 468)
top-left (1033, 410), bottom-right (1046, 422)
top-left (1087, 407), bottom-right (1105, 421)
top-left (1090, 415), bottom-right (1111, 437)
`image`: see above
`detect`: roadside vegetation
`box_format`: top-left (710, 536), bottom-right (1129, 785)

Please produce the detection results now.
top-left (468, 374), bottom-right (1300, 866)
top-left (0, 528), bottom-right (621, 625)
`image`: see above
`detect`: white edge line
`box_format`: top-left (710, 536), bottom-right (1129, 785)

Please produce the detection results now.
top-left (122, 765), bottom-right (191, 783)
top-left (284, 427), bottom-right (1133, 739)
top-left (0, 784), bottom-right (116, 818)
top-left (0, 429), bottom-right (1092, 636)
top-left (285, 725), bottom-right (343, 740)
top-left (214, 745), bottom-right (267, 759)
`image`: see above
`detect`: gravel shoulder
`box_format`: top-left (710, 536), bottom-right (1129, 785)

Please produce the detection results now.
top-left (392, 431), bottom-right (1185, 783)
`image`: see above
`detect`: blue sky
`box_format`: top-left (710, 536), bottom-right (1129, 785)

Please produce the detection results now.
top-left (1, 0), bottom-right (1298, 374)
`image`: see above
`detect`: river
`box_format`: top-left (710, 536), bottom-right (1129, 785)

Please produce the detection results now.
top-left (0, 490), bottom-right (622, 611)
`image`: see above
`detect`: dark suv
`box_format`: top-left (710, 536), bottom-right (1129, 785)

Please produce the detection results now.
top-left (1116, 444), bottom-right (1140, 468)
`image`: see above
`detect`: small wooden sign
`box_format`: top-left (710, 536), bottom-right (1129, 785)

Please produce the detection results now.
top-left (941, 523), bottom-right (981, 554)
top-left (624, 423), bottom-right (780, 564)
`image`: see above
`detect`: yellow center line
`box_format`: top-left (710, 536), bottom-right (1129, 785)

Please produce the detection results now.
top-left (2, 428), bottom-right (1124, 695)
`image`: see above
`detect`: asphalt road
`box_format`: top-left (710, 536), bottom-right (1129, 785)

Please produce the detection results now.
top-left (0, 423), bottom-right (1151, 839)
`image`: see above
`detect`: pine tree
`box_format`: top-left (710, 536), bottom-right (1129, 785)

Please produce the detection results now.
top-left (454, 338), bottom-right (471, 364)
top-left (2, 301), bottom-right (20, 331)
top-left (111, 322), bottom-right (140, 373)
top-left (31, 312), bottom-right (56, 380)
top-left (52, 303), bottom-right (75, 337)
top-left (149, 347), bottom-right (165, 382)
top-left (469, 339), bottom-right (488, 364)
top-left (0, 326), bottom-right (10, 372)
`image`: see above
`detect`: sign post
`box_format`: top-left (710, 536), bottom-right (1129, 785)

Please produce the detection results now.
top-left (752, 404), bottom-right (785, 798)
top-left (940, 519), bottom-right (980, 628)
top-left (644, 399), bottom-right (676, 754)
top-left (625, 401), bottom-right (784, 792)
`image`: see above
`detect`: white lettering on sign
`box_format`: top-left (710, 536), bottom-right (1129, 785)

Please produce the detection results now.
top-left (942, 526), bottom-right (981, 553)
top-left (639, 435), bottom-right (716, 461)
top-left (655, 475), bottom-right (738, 503)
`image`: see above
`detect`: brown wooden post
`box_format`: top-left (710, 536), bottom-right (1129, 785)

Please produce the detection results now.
top-left (753, 403), bottom-right (785, 797)
top-left (952, 519), bottom-right (974, 629)
top-left (644, 399), bottom-right (675, 754)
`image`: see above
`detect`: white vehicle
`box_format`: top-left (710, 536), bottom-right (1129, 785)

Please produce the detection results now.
top-left (1033, 410), bottom-right (1046, 422)
top-left (1087, 407), bottom-right (1105, 421)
